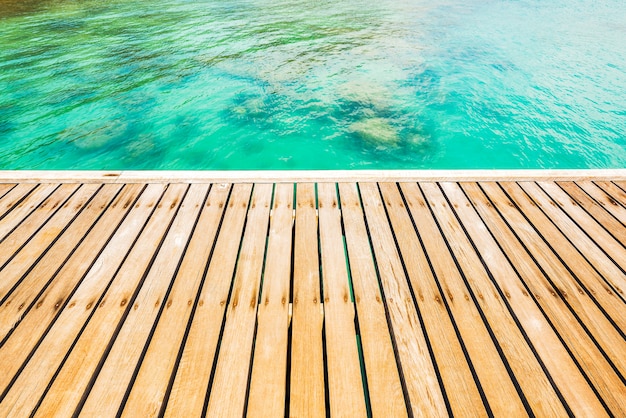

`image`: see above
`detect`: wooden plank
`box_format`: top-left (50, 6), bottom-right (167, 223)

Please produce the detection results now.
top-left (445, 182), bottom-right (626, 413)
top-left (77, 184), bottom-right (209, 416)
top-left (0, 183), bottom-right (123, 340)
top-left (317, 183), bottom-right (367, 417)
top-left (0, 184), bottom-right (165, 400)
top-left (246, 184), bottom-right (294, 417)
top-left (398, 182), bottom-right (527, 416)
top-left (556, 182), bottom-right (626, 244)
top-left (30, 184), bottom-right (187, 417)
top-left (0, 176), bottom-right (623, 417)
top-left (0, 184), bottom-right (98, 298)
top-left (0, 183), bottom-right (36, 219)
top-left (337, 182), bottom-right (408, 417)
top-left (595, 181), bottom-right (626, 204)
top-left (0, 183), bottom-right (80, 268)
top-left (0, 184), bottom-right (180, 416)
top-left (577, 181), bottom-right (626, 225)
top-left (164, 183), bottom-right (252, 417)
top-left (0, 183), bottom-right (15, 200)
top-left (358, 182), bottom-right (447, 417)
top-left (289, 183), bottom-right (325, 418)
top-left (121, 184), bottom-right (231, 417)
top-left (530, 181), bottom-right (626, 272)
top-left (460, 182), bottom-right (626, 412)
top-left (420, 182), bottom-right (604, 416)
top-left (378, 183), bottom-right (489, 417)
top-left (0, 184), bottom-right (143, 349)
top-left (475, 183), bottom-right (626, 370)
top-left (0, 184), bottom-right (58, 241)
top-left (205, 184), bottom-right (273, 417)
top-left (500, 182), bottom-right (626, 319)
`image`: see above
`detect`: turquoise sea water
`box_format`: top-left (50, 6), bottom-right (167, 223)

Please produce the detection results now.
top-left (1, 0), bottom-right (625, 170)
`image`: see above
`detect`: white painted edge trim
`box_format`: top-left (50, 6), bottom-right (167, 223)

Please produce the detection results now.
top-left (0, 169), bottom-right (625, 183)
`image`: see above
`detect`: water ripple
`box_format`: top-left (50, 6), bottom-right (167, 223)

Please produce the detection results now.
top-left (1, 0), bottom-right (625, 169)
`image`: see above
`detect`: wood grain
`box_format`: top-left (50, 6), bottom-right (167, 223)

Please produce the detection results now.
top-left (460, 181), bottom-right (626, 415)
top-left (290, 183), bottom-right (325, 417)
top-left (122, 184), bottom-right (230, 417)
top-left (421, 182), bottom-right (599, 416)
top-left (0, 184), bottom-right (124, 340)
top-left (0, 184), bottom-right (57, 241)
top-left (206, 183), bottom-right (273, 417)
top-left (359, 182), bottom-right (447, 417)
top-left (576, 181), bottom-right (626, 224)
top-left (556, 182), bottom-right (626, 244)
top-left (379, 182), bottom-right (488, 417)
top-left (399, 182), bottom-right (527, 417)
top-left (164, 183), bottom-right (252, 417)
top-left (338, 182), bottom-right (408, 417)
top-left (0, 183), bottom-right (83, 269)
top-left (318, 183), bottom-right (367, 417)
top-left (247, 183), bottom-right (294, 417)
top-left (500, 182), bottom-right (626, 319)
top-left (0, 184), bottom-right (36, 219)
top-left (79, 184), bottom-right (208, 416)
top-left (530, 181), bottom-right (626, 272)
top-left (0, 184), bottom-right (172, 416)
top-left (0, 183), bottom-right (16, 200)
top-left (30, 184), bottom-right (188, 417)
top-left (1, 177), bottom-right (623, 418)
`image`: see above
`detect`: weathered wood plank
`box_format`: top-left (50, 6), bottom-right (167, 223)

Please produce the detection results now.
top-left (596, 181), bottom-right (626, 204)
top-left (399, 182), bottom-right (527, 416)
top-left (0, 177), bottom-right (624, 418)
top-left (500, 182), bottom-right (626, 316)
top-left (78, 184), bottom-right (208, 416)
top-left (0, 183), bottom-right (123, 339)
top-left (359, 182), bottom-right (448, 417)
top-left (0, 183), bottom-right (16, 200)
top-left (0, 184), bottom-right (165, 402)
top-left (37, 185), bottom-right (186, 417)
top-left (0, 184), bottom-right (99, 299)
top-left (475, 183), bottom-right (626, 370)
top-left (290, 183), bottom-right (325, 417)
top-left (0, 184), bottom-right (183, 417)
top-left (453, 181), bottom-right (626, 408)
top-left (0, 183), bottom-right (36, 219)
top-left (0, 183), bottom-right (81, 268)
top-left (318, 183), bottom-right (367, 417)
top-left (247, 183), bottom-right (294, 417)
top-left (556, 182), bottom-right (626, 245)
top-left (31, 184), bottom-right (187, 417)
top-left (460, 181), bottom-right (626, 413)
top-left (577, 181), bottom-right (626, 225)
top-left (0, 184), bottom-right (57, 241)
top-left (530, 181), bottom-right (626, 272)
top-left (422, 182), bottom-right (606, 416)
top-left (121, 184), bottom-right (230, 417)
top-left (0, 184), bottom-right (143, 345)
top-left (164, 183), bottom-right (252, 417)
top-left (378, 182), bottom-right (488, 417)
top-left (338, 182), bottom-right (408, 417)
top-left (205, 184), bottom-right (273, 417)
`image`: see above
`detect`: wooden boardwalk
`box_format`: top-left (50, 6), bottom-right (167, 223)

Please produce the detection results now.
top-left (0, 174), bottom-right (625, 417)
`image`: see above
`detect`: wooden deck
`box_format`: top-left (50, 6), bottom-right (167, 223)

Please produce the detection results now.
top-left (0, 172), bottom-right (625, 417)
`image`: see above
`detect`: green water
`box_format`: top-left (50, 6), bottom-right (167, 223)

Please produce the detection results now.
top-left (1, 0), bottom-right (625, 170)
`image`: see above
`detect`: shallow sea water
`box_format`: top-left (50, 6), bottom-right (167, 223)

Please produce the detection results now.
top-left (1, 0), bottom-right (625, 170)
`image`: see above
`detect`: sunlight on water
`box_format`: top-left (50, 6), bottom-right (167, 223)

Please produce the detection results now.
top-left (1, 0), bottom-right (625, 169)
